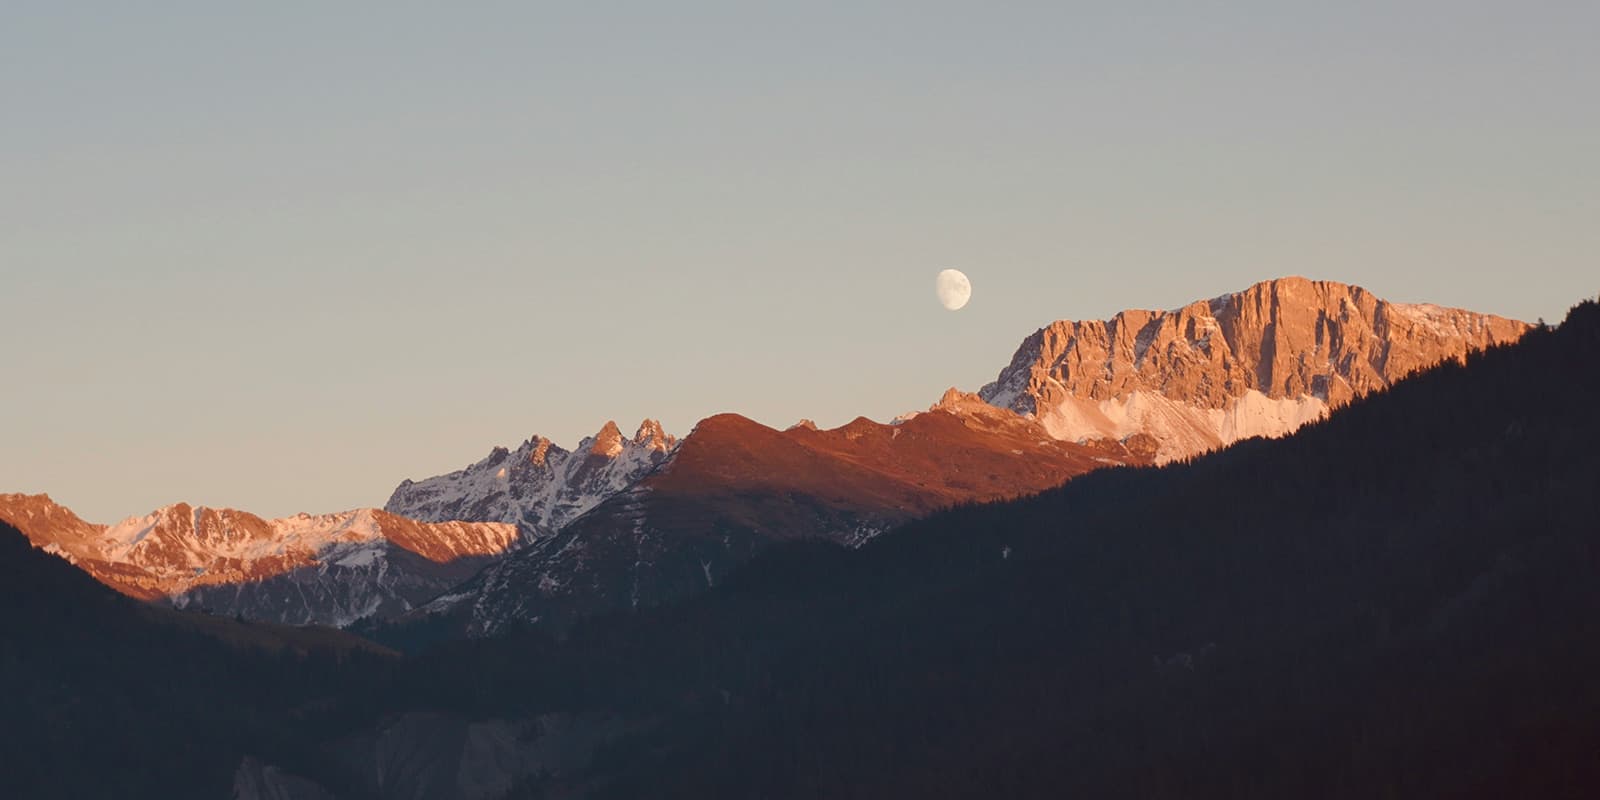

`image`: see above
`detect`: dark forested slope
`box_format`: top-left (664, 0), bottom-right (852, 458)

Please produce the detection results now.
top-left (0, 521), bottom-right (392, 799)
top-left (7, 299), bottom-right (1598, 799)
top-left (435, 299), bottom-right (1600, 799)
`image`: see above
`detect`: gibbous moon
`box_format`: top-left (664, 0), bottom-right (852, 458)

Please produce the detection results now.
top-left (936, 269), bottom-right (972, 311)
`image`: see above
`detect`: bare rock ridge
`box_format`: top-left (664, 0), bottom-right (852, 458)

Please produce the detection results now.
top-left (979, 277), bottom-right (1531, 461)
top-left (384, 418), bottom-right (678, 539)
top-left (0, 493), bottom-right (517, 627)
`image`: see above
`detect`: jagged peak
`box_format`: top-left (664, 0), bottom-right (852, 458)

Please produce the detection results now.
top-left (935, 387), bottom-right (970, 408)
top-left (589, 420), bottom-right (625, 457)
top-left (787, 419), bottom-right (819, 431)
top-left (527, 436), bottom-right (553, 466)
top-left (632, 419), bottom-right (676, 450)
top-left (932, 386), bottom-right (1000, 414)
top-left (0, 491), bottom-right (54, 505)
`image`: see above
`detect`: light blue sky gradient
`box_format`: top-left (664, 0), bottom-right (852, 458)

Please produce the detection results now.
top-left (4, 2), bottom-right (1596, 521)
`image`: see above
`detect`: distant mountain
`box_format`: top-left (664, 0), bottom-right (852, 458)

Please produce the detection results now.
top-left (980, 276), bottom-right (1531, 460)
top-left (385, 418), bottom-right (677, 538)
top-left (387, 390), bottom-right (1153, 638)
top-left (8, 291), bottom-right (1592, 799)
top-left (0, 494), bottom-right (517, 626)
top-left (10, 278), bottom-right (1528, 636)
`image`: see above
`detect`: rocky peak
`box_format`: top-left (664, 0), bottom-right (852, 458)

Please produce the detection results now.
top-left (928, 387), bottom-right (1030, 429)
top-left (527, 436), bottom-right (553, 467)
top-left (0, 492), bottom-right (80, 525)
top-left (0, 492), bottom-right (103, 553)
top-left (933, 387), bottom-right (990, 413)
top-left (589, 421), bottom-right (625, 458)
top-left (386, 417), bottom-right (679, 541)
top-left (978, 277), bottom-right (1530, 461)
top-left (633, 419), bottom-right (676, 451)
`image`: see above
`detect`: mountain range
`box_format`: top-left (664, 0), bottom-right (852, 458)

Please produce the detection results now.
top-left (227, 294), bottom-right (1600, 800)
top-left (400, 389), bottom-right (1155, 636)
top-left (374, 276), bottom-right (1529, 636)
top-left (2, 278), bottom-right (1531, 633)
top-left (5, 278), bottom-right (1593, 799)
top-left (0, 495), bottom-right (517, 626)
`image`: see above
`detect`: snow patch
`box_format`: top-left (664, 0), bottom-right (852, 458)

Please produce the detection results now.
top-left (1034, 389), bottom-right (1329, 462)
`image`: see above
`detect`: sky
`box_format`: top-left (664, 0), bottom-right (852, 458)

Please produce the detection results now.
top-left (3, 2), bottom-right (1596, 523)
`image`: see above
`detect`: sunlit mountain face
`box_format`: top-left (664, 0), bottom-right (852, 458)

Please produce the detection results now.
top-left (9, 276), bottom-right (1590, 800)
top-left (6, 279), bottom-right (1532, 637)
top-left (0, 494), bottom-right (518, 626)
top-left (6, 294), bottom-right (1586, 799)
top-left (978, 277), bottom-right (1531, 461)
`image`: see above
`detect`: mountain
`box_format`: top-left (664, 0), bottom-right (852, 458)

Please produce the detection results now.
top-left (387, 391), bottom-right (1153, 638)
top-left (0, 494), bottom-right (517, 627)
top-left (7, 292), bottom-right (1591, 798)
top-left (375, 278), bottom-right (1524, 640)
top-left (229, 296), bottom-right (1600, 800)
top-left (385, 419), bottom-right (678, 538)
top-left (980, 276), bottom-right (1531, 460)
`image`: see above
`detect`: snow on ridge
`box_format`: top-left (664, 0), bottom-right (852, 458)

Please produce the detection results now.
top-left (385, 419), bottom-right (679, 540)
top-left (1028, 388), bottom-right (1329, 463)
top-left (92, 504), bottom-right (514, 585)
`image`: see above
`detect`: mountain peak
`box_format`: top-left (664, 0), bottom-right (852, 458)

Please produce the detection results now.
top-left (633, 419), bottom-right (676, 450)
top-left (590, 420), bottom-right (625, 457)
top-left (978, 277), bottom-right (1531, 461)
top-left (527, 436), bottom-right (553, 466)
top-left (933, 386), bottom-right (990, 411)
top-left (387, 417), bottom-right (679, 542)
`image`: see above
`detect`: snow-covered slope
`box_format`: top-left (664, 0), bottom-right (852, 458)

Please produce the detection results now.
top-left (384, 419), bottom-right (677, 539)
top-left (980, 277), bottom-right (1531, 461)
top-left (0, 494), bottom-right (517, 627)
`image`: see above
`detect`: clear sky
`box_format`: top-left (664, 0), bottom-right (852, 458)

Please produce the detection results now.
top-left (4, 2), bottom-right (1596, 523)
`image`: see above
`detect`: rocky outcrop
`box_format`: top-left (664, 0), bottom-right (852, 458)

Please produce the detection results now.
top-left (0, 494), bottom-right (517, 626)
top-left (980, 277), bottom-right (1530, 460)
top-left (385, 419), bottom-right (678, 540)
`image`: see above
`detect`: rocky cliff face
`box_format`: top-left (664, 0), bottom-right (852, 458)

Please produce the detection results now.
top-left (0, 494), bottom-right (517, 626)
top-left (980, 277), bottom-right (1531, 460)
top-left (384, 419), bottom-right (677, 540)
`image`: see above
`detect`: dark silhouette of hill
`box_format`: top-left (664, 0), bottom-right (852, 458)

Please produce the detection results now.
top-left (5, 298), bottom-right (1598, 799)
top-left (327, 298), bottom-right (1599, 799)
top-left (0, 521), bottom-right (393, 799)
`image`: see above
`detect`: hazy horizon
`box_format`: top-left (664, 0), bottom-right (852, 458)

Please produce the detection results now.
top-left (6, 2), bottom-right (1597, 522)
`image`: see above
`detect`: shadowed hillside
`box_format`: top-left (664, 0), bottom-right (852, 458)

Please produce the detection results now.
top-left (0, 520), bottom-right (393, 800)
top-left (316, 298), bottom-right (1599, 799)
top-left (7, 299), bottom-right (1598, 799)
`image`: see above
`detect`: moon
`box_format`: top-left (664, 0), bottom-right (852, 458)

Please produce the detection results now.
top-left (935, 269), bottom-right (972, 311)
